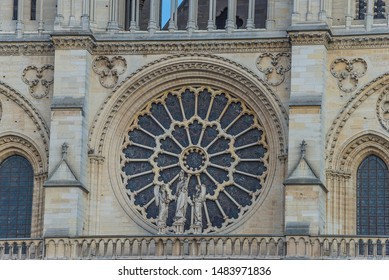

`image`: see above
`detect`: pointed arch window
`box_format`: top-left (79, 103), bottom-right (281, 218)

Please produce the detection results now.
top-left (356, 0), bottom-right (386, 20)
top-left (0, 155), bottom-right (34, 238)
top-left (357, 155), bottom-right (389, 235)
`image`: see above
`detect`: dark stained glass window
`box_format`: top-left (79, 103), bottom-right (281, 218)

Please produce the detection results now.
top-left (356, 0), bottom-right (386, 19)
top-left (357, 155), bottom-right (389, 236)
top-left (0, 155), bottom-right (34, 238)
top-left (31, 0), bottom-right (37, 20)
top-left (12, 0), bottom-right (18, 20)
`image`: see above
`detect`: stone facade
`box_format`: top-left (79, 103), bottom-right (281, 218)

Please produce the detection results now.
top-left (0, 0), bottom-right (389, 259)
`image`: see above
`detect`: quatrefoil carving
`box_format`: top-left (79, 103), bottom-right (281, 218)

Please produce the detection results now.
top-left (22, 65), bottom-right (54, 99)
top-left (256, 53), bottom-right (291, 86)
top-left (92, 56), bottom-right (127, 88)
top-left (330, 58), bottom-right (367, 93)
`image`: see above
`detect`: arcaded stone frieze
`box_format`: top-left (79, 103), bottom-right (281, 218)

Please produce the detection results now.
top-left (330, 35), bottom-right (389, 50)
top-left (0, 42), bottom-right (54, 56)
top-left (92, 39), bottom-right (291, 54)
top-left (3, 33), bottom-right (389, 56)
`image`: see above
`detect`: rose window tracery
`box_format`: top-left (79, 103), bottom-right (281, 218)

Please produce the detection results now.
top-left (121, 86), bottom-right (269, 233)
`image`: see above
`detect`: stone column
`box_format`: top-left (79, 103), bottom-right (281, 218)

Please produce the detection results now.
top-left (292, 0), bottom-right (300, 23)
top-left (16, 0), bottom-right (24, 37)
top-left (148, 0), bottom-right (158, 33)
top-left (107, 0), bottom-right (119, 31)
top-left (81, 0), bottom-right (90, 29)
top-left (68, 0), bottom-right (76, 26)
top-left (266, 0), bottom-right (275, 29)
top-left (365, 0), bottom-right (374, 31)
top-left (225, 0), bottom-right (236, 32)
top-left (129, 0), bottom-right (139, 31)
top-left (168, 0), bottom-right (178, 31)
top-left (187, 0), bottom-right (198, 32)
top-left (319, 0), bottom-right (327, 21)
top-left (38, 0), bottom-right (44, 33)
top-left (246, 0), bottom-right (255, 30)
top-left (207, 0), bottom-right (216, 31)
top-left (345, 0), bottom-right (353, 29)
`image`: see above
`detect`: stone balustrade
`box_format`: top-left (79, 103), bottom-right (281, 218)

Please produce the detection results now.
top-left (2, 235), bottom-right (389, 260)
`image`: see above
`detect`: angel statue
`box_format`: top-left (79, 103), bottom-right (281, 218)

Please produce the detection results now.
top-left (174, 170), bottom-right (189, 223)
top-left (193, 184), bottom-right (206, 231)
top-left (154, 184), bottom-right (170, 234)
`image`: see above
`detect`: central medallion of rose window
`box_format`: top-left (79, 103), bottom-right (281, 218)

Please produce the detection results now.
top-left (121, 86), bottom-right (269, 234)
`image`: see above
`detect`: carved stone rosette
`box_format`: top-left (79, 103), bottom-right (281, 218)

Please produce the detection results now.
top-left (92, 56), bottom-right (127, 88)
top-left (377, 89), bottom-right (389, 131)
top-left (330, 58), bottom-right (367, 93)
top-left (22, 65), bottom-right (54, 99)
top-left (256, 53), bottom-right (291, 86)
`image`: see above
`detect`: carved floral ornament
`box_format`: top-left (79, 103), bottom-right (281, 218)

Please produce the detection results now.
top-left (330, 58), bottom-right (367, 94)
top-left (92, 56), bottom-right (127, 88)
top-left (22, 65), bottom-right (54, 99)
top-left (256, 53), bottom-right (291, 86)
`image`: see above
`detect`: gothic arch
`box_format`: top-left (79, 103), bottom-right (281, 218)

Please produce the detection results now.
top-left (0, 133), bottom-right (47, 238)
top-left (89, 53), bottom-right (288, 234)
top-left (326, 72), bottom-right (389, 164)
top-left (326, 131), bottom-right (389, 235)
top-left (0, 81), bottom-right (50, 156)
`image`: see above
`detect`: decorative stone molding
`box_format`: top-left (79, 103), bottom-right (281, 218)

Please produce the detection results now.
top-left (256, 53), bottom-right (291, 86)
top-left (0, 81), bottom-right (50, 154)
top-left (288, 31), bottom-right (332, 47)
top-left (51, 35), bottom-right (95, 52)
top-left (330, 35), bottom-right (389, 50)
top-left (92, 39), bottom-right (290, 55)
top-left (330, 58), bottom-right (367, 93)
top-left (326, 73), bottom-right (389, 164)
top-left (0, 42), bottom-right (54, 56)
top-left (22, 65), bottom-right (54, 99)
top-left (92, 56), bottom-right (127, 88)
top-left (377, 89), bottom-right (389, 131)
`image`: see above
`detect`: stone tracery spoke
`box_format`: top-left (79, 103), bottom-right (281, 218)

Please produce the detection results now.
top-left (122, 86), bottom-right (269, 233)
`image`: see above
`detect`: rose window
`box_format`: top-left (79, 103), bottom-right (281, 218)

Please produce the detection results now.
top-left (121, 86), bottom-right (269, 233)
